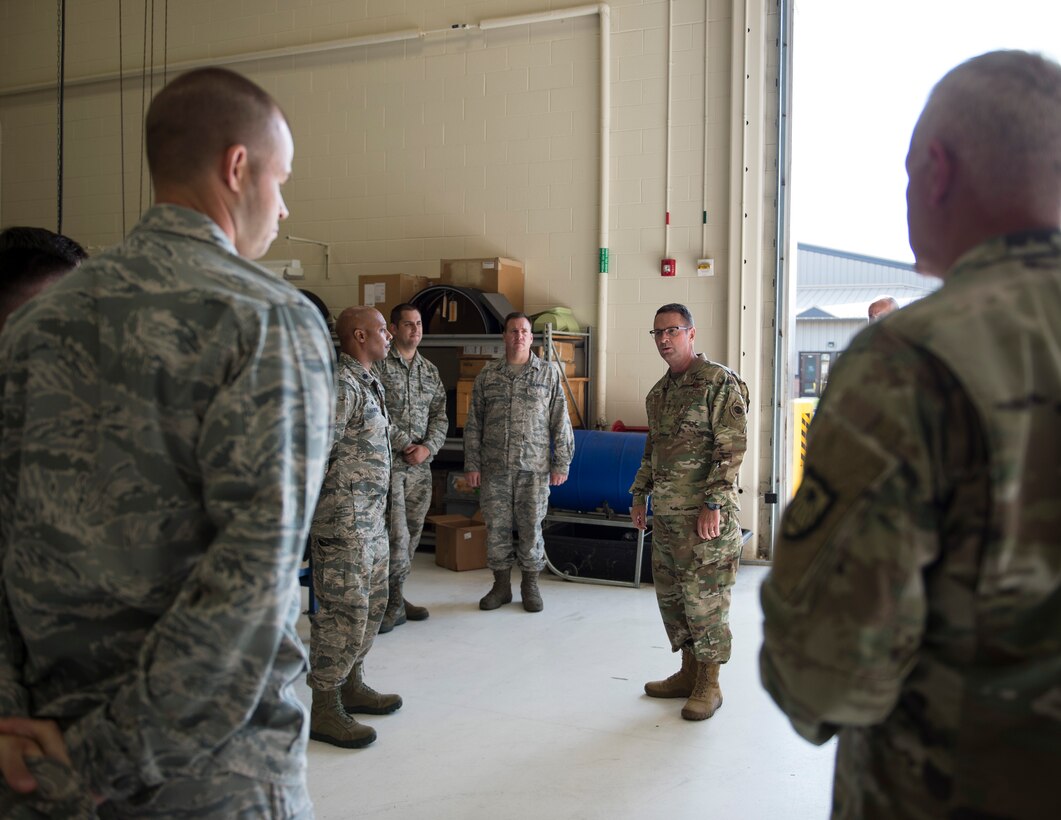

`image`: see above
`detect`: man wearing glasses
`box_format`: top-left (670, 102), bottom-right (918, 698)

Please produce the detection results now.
top-left (630, 303), bottom-right (749, 722)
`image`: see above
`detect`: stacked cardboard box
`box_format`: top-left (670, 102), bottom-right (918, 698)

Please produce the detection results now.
top-left (359, 274), bottom-right (431, 323)
top-left (440, 258), bottom-right (524, 311)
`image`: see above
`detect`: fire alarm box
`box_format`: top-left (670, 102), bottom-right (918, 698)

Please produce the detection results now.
top-left (661, 258), bottom-right (676, 277)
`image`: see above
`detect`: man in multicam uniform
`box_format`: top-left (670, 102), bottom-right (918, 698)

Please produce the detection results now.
top-left (464, 312), bottom-right (574, 613)
top-left (0, 68), bottom-right (334, 818)
top-left (374, 303), bottom-right (447, 633)
top-left (630, 303), bottom-right (748, 722)
top-left (307, 306), bottom-right (401, 750)
top-left (760, 50), bottom-right (1061, 819)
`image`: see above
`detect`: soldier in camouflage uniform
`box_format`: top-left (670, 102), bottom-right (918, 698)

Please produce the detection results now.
top-left (464, 313), bottom-right (574, 613)
top-left (761, 51), bottom-right (1061, 819)
top-left (373, 304), bottom-right (447, 632)
top-left (630, 303), bottom-right (749, 722)
top-left (307, 306), bottom-right (401, 750)
top-left (0, 68), bottom-right (333, 818)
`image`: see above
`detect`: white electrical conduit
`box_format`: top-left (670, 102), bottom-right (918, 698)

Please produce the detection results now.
top-left (727, 1), bottom-right (748, 369)
top-left (0, 29), bottom-right (424, 97)
top-left (664, 0), bottom-right (673, 261)
top-left (479, 4), bottom-right (611, 427)
top-left (701, 0), bottom-right (710, 257)
top-left (0, 4), bottom-right (613, 426)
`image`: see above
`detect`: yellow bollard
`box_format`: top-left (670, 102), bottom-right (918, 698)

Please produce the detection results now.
top-left (791, 398), bottom-right (818, 496)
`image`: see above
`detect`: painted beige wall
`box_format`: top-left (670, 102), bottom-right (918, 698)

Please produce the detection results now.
top-left (0, 0), bottom-right (782, 554)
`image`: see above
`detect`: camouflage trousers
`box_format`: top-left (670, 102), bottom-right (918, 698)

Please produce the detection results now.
top-left (307, 529), bottom-right (389, 691)
top-left (651, 509), bottom-right (741, 664)
top-left (387, 462), bottom-right (433, 586)
top-left (0, 758), bottom-right (313, 819)
top-left (479, 470), bottom-right (550, 572)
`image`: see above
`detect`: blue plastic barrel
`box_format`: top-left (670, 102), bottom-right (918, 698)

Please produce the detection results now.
top-left (550, 429), bottom-right (650, 514)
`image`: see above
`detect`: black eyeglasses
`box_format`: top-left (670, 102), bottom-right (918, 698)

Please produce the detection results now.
top-left (648, 326), bottom-right (691, 338)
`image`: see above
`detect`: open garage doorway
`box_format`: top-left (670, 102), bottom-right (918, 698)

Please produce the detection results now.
top-left (778, 0), bottom-right (1061, 510)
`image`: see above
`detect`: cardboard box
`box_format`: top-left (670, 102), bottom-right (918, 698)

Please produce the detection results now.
top-left (455, 377), bottom-right (475, 429)
top-left (457, 376), bottom-right (587, 428)
top-left (534, 342), bottom-right (575, 363)
top-left (563, 377), bottom-right (589, 429)
top-left (461, 343), bottom-right (505, 357)
top-left (429, 511), bottom-right (487, 571)
top-left (458, 356), bottom-right (497, 378)
top-left (359, 274), bottom-right (431, 324)
top-left (440, 258), bottom-right (524, 311)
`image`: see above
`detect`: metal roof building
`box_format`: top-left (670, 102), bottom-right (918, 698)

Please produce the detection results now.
top-left (794, 243), bottom-right (940, 395)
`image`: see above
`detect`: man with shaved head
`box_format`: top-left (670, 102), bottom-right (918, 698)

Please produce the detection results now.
top-left (762, 50), bottom-right (1061, 818)
top-left (306, 306), bottom-right (401, 750)
top-left (0, 68), bottom-right (334, 817)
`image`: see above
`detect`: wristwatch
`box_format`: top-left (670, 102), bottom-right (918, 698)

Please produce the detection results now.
top-left (705, 502), bottom-right (721, 511)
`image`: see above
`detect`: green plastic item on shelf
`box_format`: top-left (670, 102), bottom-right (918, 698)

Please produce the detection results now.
top-left (531, 307), bottom-right (581, 332)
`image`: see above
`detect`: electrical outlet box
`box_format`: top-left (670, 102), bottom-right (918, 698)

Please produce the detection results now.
top-left (661, 258), bottom-right (676, 277)
top-left (697, 258), bottom-right (714, 277)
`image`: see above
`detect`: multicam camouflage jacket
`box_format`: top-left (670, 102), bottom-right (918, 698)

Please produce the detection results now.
top-left (0, 205), bottom-right (335, 802)
top-left (463, 353), bottom-right (574, 476)
top-left (373, 346), bottom-right (447, 468)
top-left (761, 230), bottom-right (1061, 819)
top-left (630, 354), bottom-right (749, 515)
top-left (312, 353), bottom-right (391, 542)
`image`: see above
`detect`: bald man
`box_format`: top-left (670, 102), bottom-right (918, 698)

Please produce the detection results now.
top-left (307, 306), bottom-right (401, 750)
top-left (761, 51), bottom-right (1061, 819)
top-left (0, 69), bottom-right (334, 817)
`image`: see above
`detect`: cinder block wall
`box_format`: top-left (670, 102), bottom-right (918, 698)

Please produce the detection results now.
top-left (0, 0), bottom-right (779, 479)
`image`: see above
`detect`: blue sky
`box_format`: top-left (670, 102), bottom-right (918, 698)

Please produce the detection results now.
top-left (792, 0), bottom-right (1061, 263)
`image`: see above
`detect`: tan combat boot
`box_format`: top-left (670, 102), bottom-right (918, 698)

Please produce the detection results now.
top-left (378, 584), bottom-right (407, 634)
top-left (341, 663), bottom-right (403, 715)
top-left (644, 646), bottom-right (696, 699)
top-left (681, 660), bottom-right (723, 721)
top-left (310, 687), bottom-right (377, 748)
top-left (479, 567), bottom-right (513, 610)
top-left (520, 570), bottom-right (543, 612)
top-left (403, 598), bottom-right (429, 621)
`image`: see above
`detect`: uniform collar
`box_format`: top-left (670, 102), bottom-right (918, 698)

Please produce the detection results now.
top-left (666, 352), bottom-right (707, 384)
top-left (134, 204), bottom-right (239, 256)
top-left (340, 352), bottom-right (377, 382)
top-left (947, 229), bottom-right (1061, 283)
top-left (387, 345), bottom-right (420, 369)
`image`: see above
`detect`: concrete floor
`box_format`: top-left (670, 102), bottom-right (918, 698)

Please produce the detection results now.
top-left (296, 555), bottom-right (836, 820)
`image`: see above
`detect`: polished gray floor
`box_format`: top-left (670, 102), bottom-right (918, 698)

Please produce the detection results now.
top-left (296, 555), bottom-right (836, 819)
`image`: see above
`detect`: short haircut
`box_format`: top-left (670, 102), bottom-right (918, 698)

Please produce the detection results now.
top-left (145, 67), bottom-right (286, 185)
top-left (655, 303), bottom-right (694, 326)
top-left (503, 312), bottom-right (531, 332)
top-left (0, 225), bottom-right (86, 288)
top-left (390, 303), bottom-right (421, 326)
top-left (915, 50), bottom-right (1061, 216)
top-left (0, 226), bottom-right (87, 326)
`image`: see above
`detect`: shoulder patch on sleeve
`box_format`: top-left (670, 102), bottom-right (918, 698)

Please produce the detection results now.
top-left (781, 468), bottom-right (835, 540)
